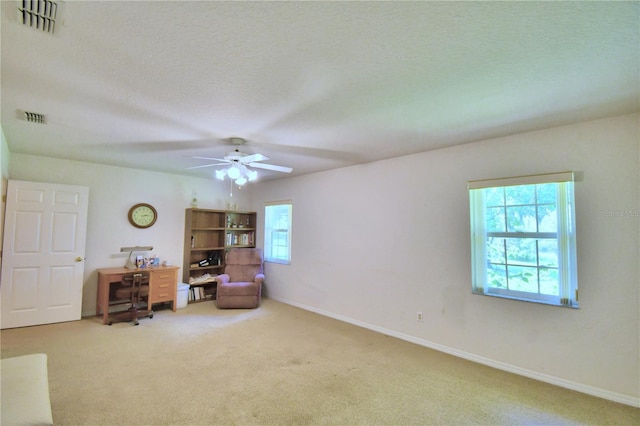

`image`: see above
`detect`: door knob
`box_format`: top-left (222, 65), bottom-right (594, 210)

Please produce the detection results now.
top-left (75, 257), bottom-right (84, 262)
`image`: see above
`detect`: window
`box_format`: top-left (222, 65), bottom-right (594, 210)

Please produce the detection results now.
top-left (264, 200), bottom-right (292, 264)
top-left (468, 172), bottom-right (578, 307)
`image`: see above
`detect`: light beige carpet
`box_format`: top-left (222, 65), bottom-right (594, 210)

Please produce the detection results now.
top-left (1, 299), bottom-right (638, 425)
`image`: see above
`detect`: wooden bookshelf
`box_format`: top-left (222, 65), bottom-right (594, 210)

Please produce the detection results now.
top-left (183, 208), bottom-right (256, 303)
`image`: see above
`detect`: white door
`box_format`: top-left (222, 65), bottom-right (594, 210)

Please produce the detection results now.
top-left (1, 180), bottom-right (89, 329)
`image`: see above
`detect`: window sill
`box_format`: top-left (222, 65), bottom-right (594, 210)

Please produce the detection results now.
top-left (473, 290), bottom-right (579, 308)
top-left (265, 259), bottom-right (290, 265)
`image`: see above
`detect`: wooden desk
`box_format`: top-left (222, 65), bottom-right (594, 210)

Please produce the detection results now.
top-left (96, 266), bottom-right (180, 325)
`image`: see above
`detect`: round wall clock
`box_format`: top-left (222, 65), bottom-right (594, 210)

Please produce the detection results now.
top-left (128, 203), bottom-right (157, 229)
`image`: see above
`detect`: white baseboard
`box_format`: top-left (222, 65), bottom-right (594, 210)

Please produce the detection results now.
top-left (269, 296), bottom-right (640, 408)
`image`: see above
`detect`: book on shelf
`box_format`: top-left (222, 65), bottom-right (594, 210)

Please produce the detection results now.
top-left (226, 231), bottom-right (255, 246)
top-left (188, 283), bottom-right (210, 302)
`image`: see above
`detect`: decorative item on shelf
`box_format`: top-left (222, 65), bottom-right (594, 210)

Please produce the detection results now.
top-left (196, 253), bottom-right (221, 267)
top-left (189, 274), bottom-right (217, 285)
top-left (190, 191), bottom-right (198, 208)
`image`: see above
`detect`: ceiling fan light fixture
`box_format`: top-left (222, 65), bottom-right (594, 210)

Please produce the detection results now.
top-left (227, 166), bottom-right (241, 180)
top-left (215, 169), bottom-right (226, 180)
top-left (214, 164), bottom-right (256, 186)
top-left (195, 138), bottom-right (290, 186)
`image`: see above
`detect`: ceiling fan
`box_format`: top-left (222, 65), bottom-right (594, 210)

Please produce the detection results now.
top-left (187, 137), bottom-right (292, 185)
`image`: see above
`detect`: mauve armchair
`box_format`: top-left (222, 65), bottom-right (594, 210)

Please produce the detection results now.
top-left (215, 248), bottom-right (264, 309)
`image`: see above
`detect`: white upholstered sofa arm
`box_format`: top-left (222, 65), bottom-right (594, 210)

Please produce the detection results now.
top-left (1, 353), bottom-right (54, 425)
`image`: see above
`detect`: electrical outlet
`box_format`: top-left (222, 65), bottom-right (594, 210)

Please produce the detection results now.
top-left (417, 311), bottom-right (423, 322)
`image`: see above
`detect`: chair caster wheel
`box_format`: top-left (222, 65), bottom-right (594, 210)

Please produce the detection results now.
top-left (107, 321), bottom-right (112, 326)
top-left (149, 313), bottom-right (154, 319)
top-left (134, 321), bottom-right (139, 326)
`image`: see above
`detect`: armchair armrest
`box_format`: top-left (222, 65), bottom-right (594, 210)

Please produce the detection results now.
top-left (215, 274), bottom-right (230, 284)
top-left (255, 273), bottom-right (265, 285)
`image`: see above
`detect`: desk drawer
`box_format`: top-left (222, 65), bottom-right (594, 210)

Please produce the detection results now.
top-left (150, 271), bottom-right (177, 303)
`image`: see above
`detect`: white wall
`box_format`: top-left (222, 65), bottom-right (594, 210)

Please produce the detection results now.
top-left (251, 113), bottom-right (640, 405)
top-left (7, 155), bottom-right (250, 316)
top-left (0, 128), bottom-right (9, 260)
top-left (0, 128), bottom-right (9, 179)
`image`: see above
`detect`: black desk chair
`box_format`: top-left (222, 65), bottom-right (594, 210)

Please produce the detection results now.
top-left (108, 272), bottom-right (154, 326)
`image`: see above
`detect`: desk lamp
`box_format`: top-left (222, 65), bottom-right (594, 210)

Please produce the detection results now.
top-left (120, 246), bottom-right (153, 269)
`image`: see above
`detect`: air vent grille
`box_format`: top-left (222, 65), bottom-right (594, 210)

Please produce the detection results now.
top-left (18, 0), bottom-right (60, 34)
top-left (24, 111), bottom-right (47, 124)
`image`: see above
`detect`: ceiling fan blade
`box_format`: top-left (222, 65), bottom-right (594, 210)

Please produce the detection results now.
top-left (249, 162), bottom-right (293, 173)
top-left (240, 153), bottom-right (269, 163)
top-left (186, 163), bottom-right (228, 170)
top-left (191, 156), bottom-right (229, 162)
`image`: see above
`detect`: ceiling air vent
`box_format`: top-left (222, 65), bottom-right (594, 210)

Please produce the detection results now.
top-left (24, 111), bottom-right (47, 124)
top-left (18, 0), bottom-right (61, 34)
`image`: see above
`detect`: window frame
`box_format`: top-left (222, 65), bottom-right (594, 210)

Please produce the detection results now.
top-left (468, 172), bottom-right (578, 308)
top-left (264, 200), bottom-right (292, 264)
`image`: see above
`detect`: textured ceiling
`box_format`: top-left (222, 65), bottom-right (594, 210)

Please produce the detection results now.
top-left (1, 1), bottom-right (638, 181)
